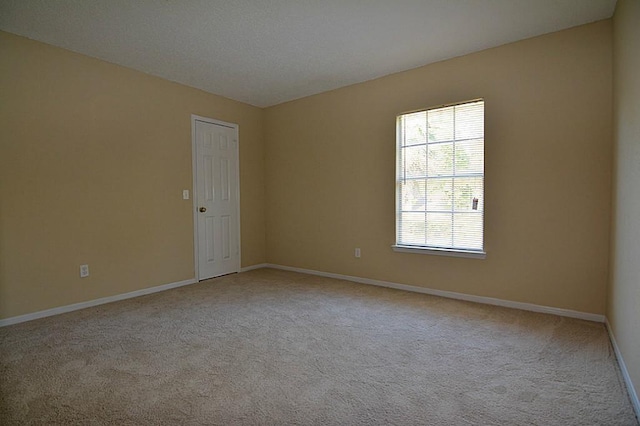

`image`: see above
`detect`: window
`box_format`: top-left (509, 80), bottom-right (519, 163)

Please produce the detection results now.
top-left (393, 99), bottom-right (485, 258)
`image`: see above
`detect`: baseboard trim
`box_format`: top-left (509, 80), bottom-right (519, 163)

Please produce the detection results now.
top-left (1, 263), bottom-right (605, 327)
top-left (264, 263), bottom-right (605, 323)
top-left (605, 319), bottom-right (640, 419)
top-left (0, 278), bottom-right (198, 327)
top-left (240, 263), bottom-right (269, 272)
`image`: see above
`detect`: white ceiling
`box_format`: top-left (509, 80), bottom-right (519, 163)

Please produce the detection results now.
top-left (0, 0), bottom-right (616, 107)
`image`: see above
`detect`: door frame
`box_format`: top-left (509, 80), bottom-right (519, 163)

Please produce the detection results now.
top-left (191, 114), bottom-right (241, 281)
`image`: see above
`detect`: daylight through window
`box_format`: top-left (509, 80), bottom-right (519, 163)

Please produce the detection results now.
top-left (395, 100), bottom-right (484, 254)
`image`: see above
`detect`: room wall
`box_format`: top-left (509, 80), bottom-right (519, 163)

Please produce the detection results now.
top-left (0, 31), bottom-right (266, 319)
top-left (608, 0), bottom-right (640, 405)
top-left (265, 21), bottom-right (613, 315)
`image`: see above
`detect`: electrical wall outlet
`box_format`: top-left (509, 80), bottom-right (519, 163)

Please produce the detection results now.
top-left (80, 264), bottom-right (89, 278)
top-left (355, 248), bottom-right (361, 258)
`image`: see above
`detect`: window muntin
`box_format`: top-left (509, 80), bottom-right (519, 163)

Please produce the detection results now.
top-left (396, 100), bottom-right (484, 253)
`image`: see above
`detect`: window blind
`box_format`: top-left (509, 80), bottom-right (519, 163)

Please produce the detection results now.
top-left (396, 100), bottom-right (484, 252)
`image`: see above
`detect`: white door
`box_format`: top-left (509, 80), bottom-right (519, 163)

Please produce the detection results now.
top-left (194, 118), bottom-right (240, 280)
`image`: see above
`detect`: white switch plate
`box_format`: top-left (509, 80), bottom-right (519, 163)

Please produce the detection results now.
top-left (355, 248), bottom-right (361, 258)
top-left (182, 190), bottom-right (190, 200)
top-left (80, 264), bottom-right (89, 278)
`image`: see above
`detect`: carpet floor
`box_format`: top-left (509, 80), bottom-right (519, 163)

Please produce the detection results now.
top-left (0, 268), bottom-right (637, 425)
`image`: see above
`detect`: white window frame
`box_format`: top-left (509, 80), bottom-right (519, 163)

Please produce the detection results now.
top-left (392, 99), bottom-right (486, 259)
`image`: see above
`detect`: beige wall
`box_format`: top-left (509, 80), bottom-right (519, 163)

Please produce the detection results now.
top-left (265, 21), bottom-right (613, 315)
top-left (0, 32), bottom-right (266, 319)
top-left (609, 0), bottom-right (640, 405)
top-left (0, 20), bottom-right (617, 321)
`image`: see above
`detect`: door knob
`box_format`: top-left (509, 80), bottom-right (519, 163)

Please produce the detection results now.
top-left (199, 207), bottom-right (207, 212)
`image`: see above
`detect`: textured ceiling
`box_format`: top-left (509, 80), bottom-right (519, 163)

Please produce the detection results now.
top-left (0, 0), bottom-right (616, 107)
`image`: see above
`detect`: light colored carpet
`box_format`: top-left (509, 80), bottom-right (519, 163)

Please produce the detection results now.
top-left (0, 268), bottom-right (637, 425)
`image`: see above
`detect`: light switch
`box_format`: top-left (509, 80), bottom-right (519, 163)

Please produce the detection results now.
top-left (183, 190), bottom-right (190, 200)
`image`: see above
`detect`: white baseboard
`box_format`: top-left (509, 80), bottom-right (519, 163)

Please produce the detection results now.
top-left (605, 319), bottom-right (640, 419)
top-left (0, 262), bottom-right (606, 327)
top-left (0, 263), bottom-right (289, 327)
top-left (240, 263), bottom-right (268, 272)
top-left (0, 278), bottom-right (197, 327)
top-left (264, 263), bottom-right (605, 323)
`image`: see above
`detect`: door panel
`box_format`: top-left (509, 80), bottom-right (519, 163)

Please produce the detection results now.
top-left (195, 120), bottom-right (239, 280)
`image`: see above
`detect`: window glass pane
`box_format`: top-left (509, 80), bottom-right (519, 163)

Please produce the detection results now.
top-left (426, 178), bottom-right (453, 211)
top-left (426, 212), bottom-right (452, 247)
top-left (428, 142), bottom-right (453, 176)
top-left (396, 100), bottom-right (484, 252)
top-left (403, 145), bottom-right (427, 178)
top-left (453, 213), bottom-right (483, 250)
top-left (428, 107), bottom-right (454, 142)
top-left (453, 177), bottom-right (483, 212)
top-left (455, 102), bottom-right (484, 140)
top-left (402, 112), bottom-right (427, 146)
top-left (455, 139), bottom-right (484, 175)
top-left (401, 180), bottom-right (426, 211)
top-left (400, 212), bottom-right (426, 245)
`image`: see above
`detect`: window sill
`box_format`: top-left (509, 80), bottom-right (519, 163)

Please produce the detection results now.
top-left (391, 245), bottom-right (486, 259)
